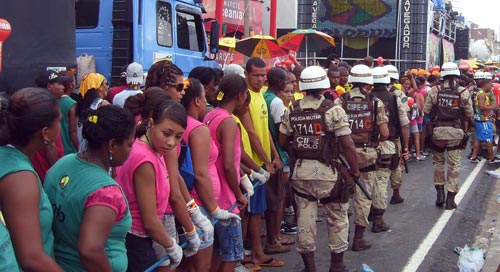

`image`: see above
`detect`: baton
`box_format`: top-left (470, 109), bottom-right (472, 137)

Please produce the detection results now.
top-left (338, 154), bottom-right (372, 201)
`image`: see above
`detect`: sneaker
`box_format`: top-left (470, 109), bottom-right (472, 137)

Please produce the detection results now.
top-left (486, 169), bottom-right (500, 178)
top-left (422, 150), bottom-right (430, 156)
top-left (280, 220), bottom-right (297, 235)
top-left (416, 155), bottom-right (426, 161)
top-left (469, 157), bottom-right (481, 163)
top-left (284, 206), bottom-right (295, 216)
top-left (489, 157), bottom-right (500, 164)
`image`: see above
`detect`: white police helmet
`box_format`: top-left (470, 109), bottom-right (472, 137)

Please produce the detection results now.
top-left (348, 64), bottom-right (373, 85)
top-left (384, 64), bottom-right (399, 80)
top-left (372, 66), bottom-right (390, 84)
top-left (441, 62), bottom-right (460, 77)
top-left (299, 66), bottom-right (330, 91)
top-left (474, 71), bottom-right (485, 80)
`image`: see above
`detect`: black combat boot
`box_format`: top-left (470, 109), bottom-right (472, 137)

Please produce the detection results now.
top-left (352, 225), bottom-right (371, 251)
top-left (435, 185), bottom-right (445, 207)
top-left (390, 189), bottom-right (404, 204)
top-left (371, 208), bottom-right (390, 233)
top-left (300, 252), bottom-right (316, 272)
top-left (445, 192), bottom-right (457, 210)
top-left (368, 206), bottom-right (375, 222)
top-left (329, 252), bottom-right (347, 272)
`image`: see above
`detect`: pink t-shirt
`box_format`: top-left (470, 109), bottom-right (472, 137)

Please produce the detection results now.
top-left (115, 139), bottom-right (170, 234)
top-left (183, 116), bottom-right (221, 206)
top-left (84, 185), bottom-right (127, 222)
top-left (204, 108), bottom-right (241, 214)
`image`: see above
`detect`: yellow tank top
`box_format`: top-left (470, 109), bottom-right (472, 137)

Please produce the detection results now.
top-left (248, 89), bottom-right (271, 166)
top-left (233, 114), bottom-right (252, 156)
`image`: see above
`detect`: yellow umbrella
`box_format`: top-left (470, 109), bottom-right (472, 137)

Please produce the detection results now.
top-left (219, 37), bottom-right (237, 52)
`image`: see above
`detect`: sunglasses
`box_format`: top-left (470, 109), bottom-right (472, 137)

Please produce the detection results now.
top-left (168, 83), bottom-right (185, 92)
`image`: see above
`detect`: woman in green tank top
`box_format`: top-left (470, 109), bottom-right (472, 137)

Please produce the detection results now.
top-left (0, 88), bottom-right (63, 271)
top-left (44, 106), bottom-right (136, 271)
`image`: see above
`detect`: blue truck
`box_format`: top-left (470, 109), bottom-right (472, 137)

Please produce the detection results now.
top-left (76, 0), bottom-right (220, 85)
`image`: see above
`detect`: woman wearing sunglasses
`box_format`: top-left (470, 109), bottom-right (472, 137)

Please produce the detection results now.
top-left (145, 60), bottom-right (185, 102)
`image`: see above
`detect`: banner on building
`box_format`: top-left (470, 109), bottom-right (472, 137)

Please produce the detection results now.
top-left (204, 0), bottom-right (263, 35)
top-left (442, 39), bottom-right (455, 62)
top-left (317, 0), bottom-right (398, 38)
top-left (428, 33), bottom-right (440, 67)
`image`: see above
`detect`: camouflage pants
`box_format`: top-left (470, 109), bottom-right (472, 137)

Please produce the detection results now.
top-left (293, 179), bottom-right (349, 254)
top-left (353, 147), bottom-right (377, 227)
top-left (390, 139), bottom-right (403, 189)
top-left (374, 168), bottom-right (390, 209)
top-left (353, 171), bottom-right (375, 227)
top-left (432, 148), bottom-right (461, 193)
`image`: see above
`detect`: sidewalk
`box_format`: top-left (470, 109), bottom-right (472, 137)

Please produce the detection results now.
top-left (481, 171), bottom-right (500, 271)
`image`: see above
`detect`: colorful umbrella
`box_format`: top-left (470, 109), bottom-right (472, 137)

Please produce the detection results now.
top-left (218, 37), bottom-right (237, 52)
top-left (235, 35), bottom-right (287, 58)
top-left (277, 29), bottom-right (335, 64)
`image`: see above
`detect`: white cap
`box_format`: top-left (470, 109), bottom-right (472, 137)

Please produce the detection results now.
top-left (474, 71), bottom-right (486, 80)
top-left (299, 66), bottom-right (330, 91)
top-left (384, 64), bottom-right (399, 80)
top-left (126, 62), bottom-right (144, 85)
top-left (223, 64), bottom-right (245, 78)
top-left (349, 64), bottom-right (373, 85)
top-left (372, 66), bottom-right (390, 84)
top-left (484, 72), bottom-right (492, 80)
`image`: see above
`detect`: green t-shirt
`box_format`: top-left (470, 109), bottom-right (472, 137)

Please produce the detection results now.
top-left (44, 154), bottom-right (131, 272)
top-left (0, 145), bottom-right (55, 270)
top-left (59, 96), bottom-right (77, 154)
top-left (263, 91), bottom-right (288, 164)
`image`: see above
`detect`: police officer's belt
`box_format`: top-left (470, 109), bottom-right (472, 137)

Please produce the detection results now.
top-left (293, 188), bottom-right (339, 204)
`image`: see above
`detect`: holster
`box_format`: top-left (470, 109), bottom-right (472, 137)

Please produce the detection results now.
top-left (389, 154), bottom-right (400, 170)
top-left (458, 132), bottom-right (470, 150)
top-left (329, 159), bottom-right (355, 203)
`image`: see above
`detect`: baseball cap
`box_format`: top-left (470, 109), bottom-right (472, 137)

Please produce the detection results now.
top-left (35, 70), bottom-right (70, 88)
top-left (126, 62), bottom-right (144, 85)
top-left (223, 64), bottom-right (245, 78)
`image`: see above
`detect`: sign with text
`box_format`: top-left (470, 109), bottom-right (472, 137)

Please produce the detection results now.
top-left (204, 0), bottom-right (263, 35)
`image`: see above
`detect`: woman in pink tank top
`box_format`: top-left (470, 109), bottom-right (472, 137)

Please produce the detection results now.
top-left (203, 74), bottom-right (251, 271)
top-left (116, 99), bottom-right (188, 271)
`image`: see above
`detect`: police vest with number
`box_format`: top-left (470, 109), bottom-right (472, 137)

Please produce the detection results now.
top-left (289, 99), bottom-right (334, 162)
top-left (342, 90), bottom-right (378, 147)
top-left (434, 83), bottom-right (464, 128)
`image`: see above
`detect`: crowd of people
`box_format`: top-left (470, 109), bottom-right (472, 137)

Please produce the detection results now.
top-left (0, 53), bottom-right (497, 272)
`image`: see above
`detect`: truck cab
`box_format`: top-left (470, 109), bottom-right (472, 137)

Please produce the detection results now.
top-left (75, 0), bottom-right (220, 85)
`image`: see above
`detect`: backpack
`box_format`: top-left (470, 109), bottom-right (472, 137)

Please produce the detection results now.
top-left (178, 140), bottom-right (195, 191)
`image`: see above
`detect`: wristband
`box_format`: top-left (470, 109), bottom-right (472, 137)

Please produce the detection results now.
top-left (185, 227), bottom-right (196, 235)
top-left (210, 206), bottom-right (220, 215)
top-left (186, 199), bottom-right (199, 214)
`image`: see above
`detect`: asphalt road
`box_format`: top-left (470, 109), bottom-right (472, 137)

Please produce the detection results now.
top-left (262, 150), bottom-right (498, 272)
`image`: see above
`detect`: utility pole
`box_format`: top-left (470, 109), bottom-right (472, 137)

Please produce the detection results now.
top-left (244, 0), bottom-right (250, 38)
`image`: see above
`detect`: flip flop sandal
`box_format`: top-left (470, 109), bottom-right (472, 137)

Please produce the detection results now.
top-left (257, 258), bottom-right (285, 267)
top-left (278, 236), bottom-right (296, 245)
top-left (241, 261), bottom-right (262, 271)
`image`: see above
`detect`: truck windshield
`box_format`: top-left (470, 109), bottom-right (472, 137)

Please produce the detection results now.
top-left (176, 8), bottom-right (204, 52)
top-left (157, 1), bottom-right (173, 47)
top-left (75, 0), bottom-right (100, 29)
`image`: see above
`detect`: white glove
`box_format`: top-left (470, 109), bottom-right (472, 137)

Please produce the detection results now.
top-left (211, 207), bottom-right (241, 226)
top-left (190, 209), bottom-right (214, 243)
top-left (241, 175), bottom-right (255, 197)
top-left (164, 237), bottom-right (183, 270)
top-left (250, 170), bottom-right (268, 185)
top-left (184, 229), bottom-right (201, 257)
top-left (258, 167), bottom-right (271, 181)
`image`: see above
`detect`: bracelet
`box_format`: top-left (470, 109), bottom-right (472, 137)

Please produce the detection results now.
top-left (209, 206), bottom-right (220, 215)
top-left (185, 227), bottom-right (196, 235)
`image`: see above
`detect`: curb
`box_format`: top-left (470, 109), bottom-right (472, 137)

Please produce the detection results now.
top-left (483, 197), bottom-right (500, 271)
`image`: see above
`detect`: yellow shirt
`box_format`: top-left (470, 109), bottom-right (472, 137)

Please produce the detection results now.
top-left (393, 83), bottom-right (402, 91)
top-left (248, 89), bottom-right (271, 166)
top-left (335, 85), bottom-right (346, 96)
top-left (233, 114), bottom-right (252, 156)
top-left (293, 92), bottom-right (304, 101)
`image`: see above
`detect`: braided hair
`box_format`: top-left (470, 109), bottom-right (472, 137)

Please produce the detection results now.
top-left (145, 60), bottom-right (183, 89)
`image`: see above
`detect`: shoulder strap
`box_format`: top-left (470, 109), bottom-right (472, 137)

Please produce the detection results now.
top-left (291, 99), bottom-right (301, 112)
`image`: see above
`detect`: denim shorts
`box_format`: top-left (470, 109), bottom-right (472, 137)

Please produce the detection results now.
top-left (213, 220), bottom-right (244, 262)
top-left (152, 214), bottom-right (178, 267)
top-left (247, 183), bottom-right (267, 215)
top-left (198, 206), bottom-right (215, 249)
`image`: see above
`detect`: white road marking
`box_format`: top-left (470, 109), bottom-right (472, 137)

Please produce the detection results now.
top-left (402, 159), bottom-right (486, 272)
